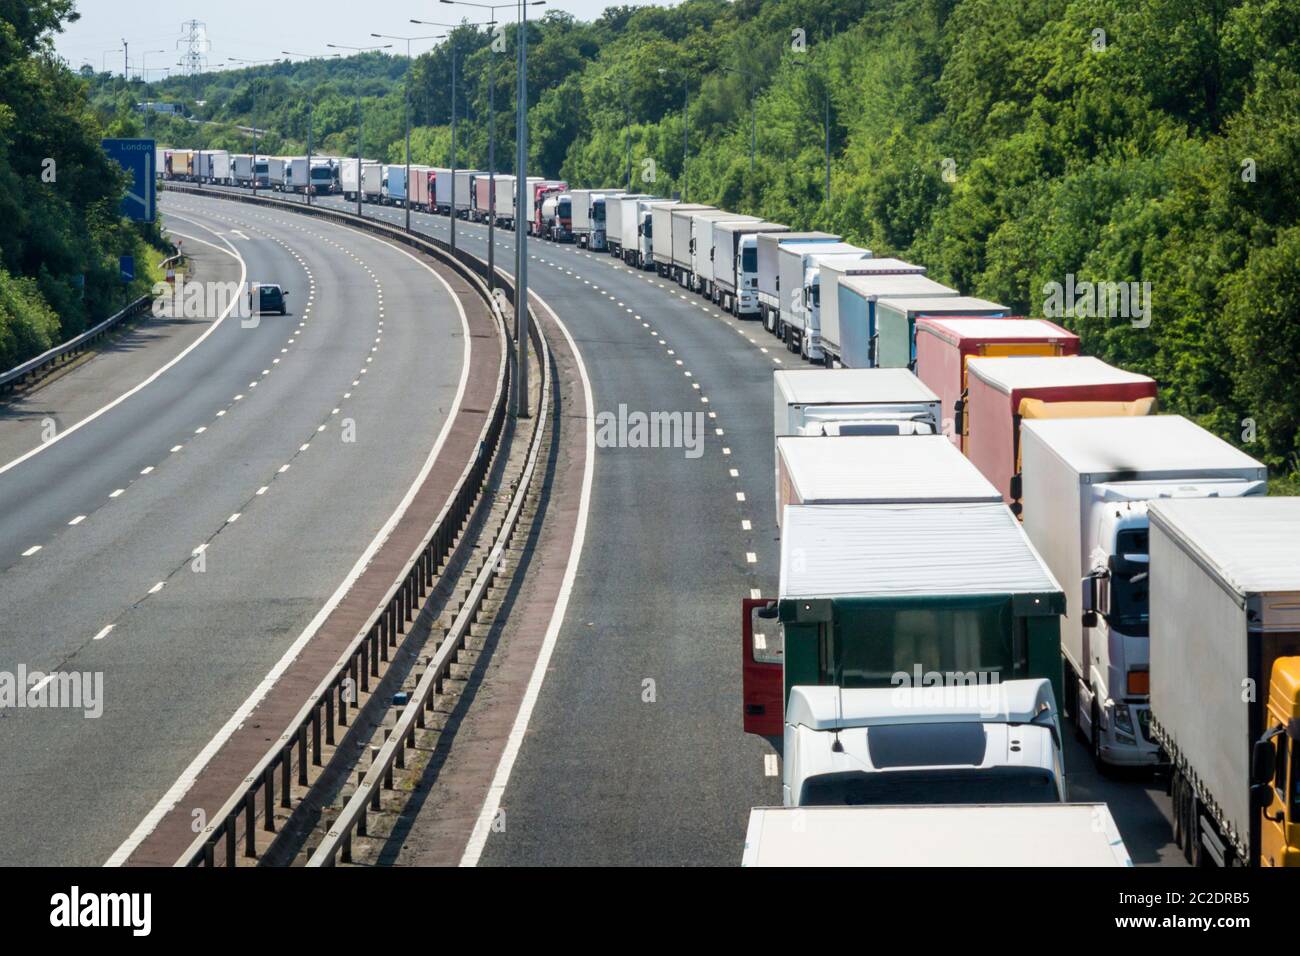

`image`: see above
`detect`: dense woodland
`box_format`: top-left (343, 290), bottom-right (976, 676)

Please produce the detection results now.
top-left (3, 0), bottom-right (1298, 483)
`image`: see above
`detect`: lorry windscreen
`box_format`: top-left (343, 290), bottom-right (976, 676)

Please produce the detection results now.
top-left (1109, 528), bottom-right (1150, 635)
top-left (829, 599), bottom-right (1026, 688)
top-left (594, 203), bottom-right (605, 222)
top-left (742, 247), bottom-right (757, 272)
top-left (799, 767), bottom-right (1059, 807)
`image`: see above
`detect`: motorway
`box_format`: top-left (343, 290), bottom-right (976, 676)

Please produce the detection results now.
top-left (0, 194), bottom-right (470, 865)
top-left (1, 181), bottom-right (1183, 866)
top-left (252, 188), bottom-right (1184, 866)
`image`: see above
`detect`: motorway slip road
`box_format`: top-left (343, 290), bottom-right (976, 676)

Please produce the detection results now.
top-left (0, 194), bottom-right (494, 866)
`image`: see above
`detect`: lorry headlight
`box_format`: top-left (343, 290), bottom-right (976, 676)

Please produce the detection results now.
top-left (1112, 703), bottom-right (1135, 735)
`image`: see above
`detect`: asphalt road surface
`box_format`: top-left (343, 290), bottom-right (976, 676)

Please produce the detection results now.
top-left (0, 193), bottom-right (467, 865)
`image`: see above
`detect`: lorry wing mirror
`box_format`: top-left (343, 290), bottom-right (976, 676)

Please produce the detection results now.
top-left (1080, 574), bottom-right (1099, 628)
top-left (1251, 730), bottom-right (1282, 785)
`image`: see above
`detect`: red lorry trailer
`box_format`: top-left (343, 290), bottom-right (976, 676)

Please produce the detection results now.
top-left (914, 317), bottom-right (1080, 451)
top-left (964, 356), bottom-right (1156, 512)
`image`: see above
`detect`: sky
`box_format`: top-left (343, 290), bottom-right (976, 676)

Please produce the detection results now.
top-left (53, 0), bottom-right (640, 75)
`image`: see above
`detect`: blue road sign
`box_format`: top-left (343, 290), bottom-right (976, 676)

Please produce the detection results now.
top-left (101, 138), bottom-right (156, 223)
top-left (119, 255), bottom-right (134, 283)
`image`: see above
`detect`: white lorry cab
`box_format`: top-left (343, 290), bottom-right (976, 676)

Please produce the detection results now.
top-left (782, 679), bottom-right (1065, 808)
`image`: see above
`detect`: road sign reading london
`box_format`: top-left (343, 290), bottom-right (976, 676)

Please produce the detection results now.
top-left (101, 138), bottom-right (156, 223)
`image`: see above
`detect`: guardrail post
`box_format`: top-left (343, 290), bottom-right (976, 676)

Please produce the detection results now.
top-left (280, 750), bottom-right (291, 809)
top-left (342, 830), bottom-right (353, 863)
top-left (357, 806), bottom-right (367, 838)
top-left (225, 821), bottom-right (236, 868)
top-left (358, 649), bottom-right (369, 694)
top-left (298, 725), bottom-right (309, 785)
top-left (372, 625), bottom-right (381, 672)
top-left (244, 795), bottom-right (256, 858)
top-left (263, 767), bottom-right (276, 832)
top-left (322, 695), bottom-right (333, 748)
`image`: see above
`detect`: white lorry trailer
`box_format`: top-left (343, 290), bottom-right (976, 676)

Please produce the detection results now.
top-left (756, 232), bottom-right (839, 336)
top-left (1021, 415), bottom-right (1267, 769)
top-left (648, 200), bottom-right (680, 273)
top-left (605, 193), bottom-right (648, 261)
top-left (684, 210), bottom-right (750, 292)
top-left (781, 679), bottom-right (1064, 808)
top-left (1148, 497), bottom-right (1300, 867)
top-left (773, 368), bottom-right (941, 440)
top-left (361, 162), bottom-right (383, 202)
top-left (197, 149), bottom-right (231, 184)
top-left (775, 434), bottom-right (1000, 529)
top-left (628, 198), bottom-right (674, 269)
top-left (817, 257), bottom-right (928, 366)
top-left (266, 157), bottom-right (288, 191)
top-left (712, 222), bottom-right (789, 316)
top-left (776, 243), bottom-right (868, 359)
top-left (741, 803), bottom-right (1132, 866)
top-left (453, 170), bottom-right (479, 217)
top-left (668, 205), bottom-right (715, 284)
top-left (490, 174), bottom-right (515, 226)
top-left (830, 275), bottom-right (962, 368)
top-left (569, 189), bottom-right (609, 250)
top-left (694, 215), bottom-right (761, 298)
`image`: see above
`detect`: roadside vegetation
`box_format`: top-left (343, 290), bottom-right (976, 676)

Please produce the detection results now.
top-left (47, 0), bottom-right (1300, 479)
top-left (0, 1), bottom-right (170, 371)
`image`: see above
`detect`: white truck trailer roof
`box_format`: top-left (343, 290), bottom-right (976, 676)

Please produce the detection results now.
top-left (1149, 497), bottom-right (1300, 599)
top-left (742, 804), bottom-right (1132, 866)
top-left (780, 501), bottom-right (1062, 600)
top-left (778, 435), bottom-right (1002, 506)
top-left (774, 368), bottom-right (938, 407)
top-left (1021, 415), bottom-right (1267, 483)
top-left (968, 355), bottom-right (1153, 392)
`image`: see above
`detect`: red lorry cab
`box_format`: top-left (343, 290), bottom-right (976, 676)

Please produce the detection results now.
top-left (914, 317), bottom-right (1080, 451)
top-left (965, 355), bottom-right (1156, 512)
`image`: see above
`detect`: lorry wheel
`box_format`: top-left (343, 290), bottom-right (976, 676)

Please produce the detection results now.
top-left (1184, 793), bottom-right (1202, 866)
top-left (1171, 772), bottom-right (1185, 850)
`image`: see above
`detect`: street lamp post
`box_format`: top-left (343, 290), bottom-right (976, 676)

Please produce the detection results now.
top-left (327, 42), bottom-right (393, 218)
top-left (793, 59), bottom-right (831, 206)
top-left (372, 33), bottom-right (442, 232)
top-left (228, 56), bottom-right (278, 197)
top-left (284, 52), bottom-right (343, 205)
top-left (439, 1), bottom-right (544, 416)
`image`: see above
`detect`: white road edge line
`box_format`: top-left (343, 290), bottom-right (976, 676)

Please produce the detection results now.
top-left (459, 289), bottom-right (595, 868)
top-left (105, 212), bottom-right (474, 868)
top-left (0, 216), bottom-right (247, 478)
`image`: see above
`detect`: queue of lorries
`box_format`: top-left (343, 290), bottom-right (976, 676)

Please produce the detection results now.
top-left (507, 184), bottom-right (1296, 868)
top-left (156, 147), bottom-right (1298, 868)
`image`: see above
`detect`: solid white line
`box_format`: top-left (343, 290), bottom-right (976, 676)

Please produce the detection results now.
top-left (106, 210), bottom-right (476, 868)
top-left (0, 216), bottom-right (247, 479)
top-left (459, 289), bottom-right (595, 868)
